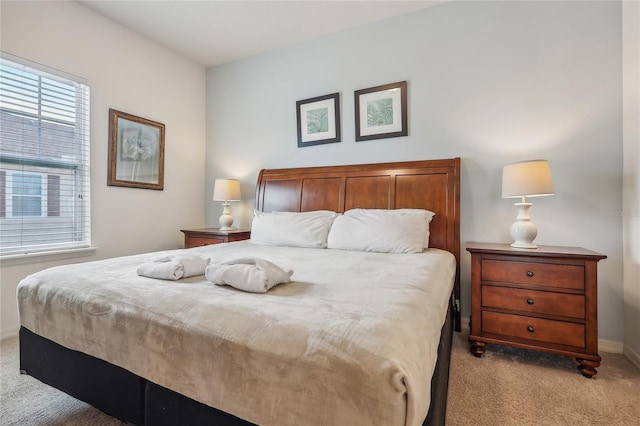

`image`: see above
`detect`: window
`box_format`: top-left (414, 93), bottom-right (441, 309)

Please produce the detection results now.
top-left (11, 172), bottom-right (43, 217)
top-left (0, 53), bottom-right (90, 256)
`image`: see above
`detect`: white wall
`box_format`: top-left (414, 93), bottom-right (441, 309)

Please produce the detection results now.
top-left (207, 1), bottom-right (626, 343)
top-left (0, 1), bottom-right (207, 337)
top-left (623, 0), bottom-right (640, 366)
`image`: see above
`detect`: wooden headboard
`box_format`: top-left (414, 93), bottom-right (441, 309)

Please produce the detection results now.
top-left (255, 158), bottom-right (461, 330)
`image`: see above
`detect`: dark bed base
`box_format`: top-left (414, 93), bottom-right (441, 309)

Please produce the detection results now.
top-left (19, 327), bottom-right (146, 424)
top-left (19, 303), bottom-right (454, 426)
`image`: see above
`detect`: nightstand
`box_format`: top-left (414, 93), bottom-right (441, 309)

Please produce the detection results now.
top-left (466, 242), bottom-right (606, 378)
top-left (180, 228), bottom-right (251, 248)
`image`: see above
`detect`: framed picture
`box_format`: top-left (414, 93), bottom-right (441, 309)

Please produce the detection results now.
top-left (108, 109), bottom-right (165, 190)
top-left (296, 92), bottom-right (341, 147)
top-left (354, 81), bottom-right (407, 141)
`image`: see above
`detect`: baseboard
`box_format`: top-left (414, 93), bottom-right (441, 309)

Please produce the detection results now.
top-left (623, 344), bottom-right (640, 370)
top-left (1, 327), bottom-right (19, 341)
top-left (599, 338), bottom-right (624, 354)
top-left (461, 316), bottom-right (470, 332)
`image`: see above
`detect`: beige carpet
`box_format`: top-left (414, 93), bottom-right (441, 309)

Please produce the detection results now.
top-left (446, 330), bottom-right (640, 426)
top-left (1, 330), bottom-right (639, 425)
top-left (0, 336), bottom-right (125, 426)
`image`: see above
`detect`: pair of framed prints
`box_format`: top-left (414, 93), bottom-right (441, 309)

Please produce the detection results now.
top-left (296, 80), bottom-right (408, 148)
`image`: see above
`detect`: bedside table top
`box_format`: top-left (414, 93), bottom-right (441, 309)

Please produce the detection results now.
top-left (465, 242), bottom-right (606, 260)
top-left (181, 228), bottom-right (251, 236)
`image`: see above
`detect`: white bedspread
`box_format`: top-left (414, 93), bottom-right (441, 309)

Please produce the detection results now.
top-left (17, 241), bottom-right (456, 426)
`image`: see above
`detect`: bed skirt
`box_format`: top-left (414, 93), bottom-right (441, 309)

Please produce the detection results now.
top-left (19, 301), bottom-right (454, 426)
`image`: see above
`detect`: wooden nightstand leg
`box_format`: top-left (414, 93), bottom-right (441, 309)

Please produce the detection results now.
top-left (576, 358), bottom-right (600, 378)
top-left (469, 340), bottom-right (486, 357)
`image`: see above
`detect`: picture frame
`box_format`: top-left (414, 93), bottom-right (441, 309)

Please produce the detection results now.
top-left (354, 80), bottom-right (407, 141)
top-left (108, 109), bottom-right (165, 190)
top-left (296, 92), bottom-right (341, 147)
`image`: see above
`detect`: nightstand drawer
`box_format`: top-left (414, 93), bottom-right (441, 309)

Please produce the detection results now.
top-left (481, 259), bottom-right (584, 290)
top-left (482, 286), bottom-right (585, 319)
top-left (185, 236), bottom-right (225, 248)
top-left (482, 311), bottom-right (585, 348)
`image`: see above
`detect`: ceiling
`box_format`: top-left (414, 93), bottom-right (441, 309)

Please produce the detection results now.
top-left (79, 1), bottom-right (444, 68)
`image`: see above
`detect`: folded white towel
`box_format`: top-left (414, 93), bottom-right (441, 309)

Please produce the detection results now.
top-left (151, 254), bottom-right (210, 278)
top-left (136, 261), bottom-right (184, 280)
top-left (137, 254), bottom-right (210, 280)
top-left (205, 258), bottom-right (293, 293)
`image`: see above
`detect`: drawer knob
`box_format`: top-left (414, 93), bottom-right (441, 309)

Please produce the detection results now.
top-left (527, 298), bottom-right (534, 305)
top-left (527, 326), bottom-right (535, 333)
top-left (526, 271), bottom-right (534, 277)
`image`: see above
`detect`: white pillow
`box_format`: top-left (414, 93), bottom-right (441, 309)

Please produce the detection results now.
top-left (250, 210), bottom-right (338, 248)
top-left (327, 209), bottom-right (429, 254)
top-left (343, 208), bottom-right (435, 248)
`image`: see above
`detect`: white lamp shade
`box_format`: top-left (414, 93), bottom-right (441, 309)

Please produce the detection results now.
top-left (213, 179), bottom-right (241, 201)
top-left (502, 160), bottom-right (555, 199)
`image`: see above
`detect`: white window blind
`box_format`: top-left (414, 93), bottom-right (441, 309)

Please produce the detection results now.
top-left (0, 53), bottom-right (90, 256)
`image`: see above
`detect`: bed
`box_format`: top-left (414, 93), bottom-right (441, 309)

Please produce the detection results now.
top-left (18, 158), bottom-right (461, 426)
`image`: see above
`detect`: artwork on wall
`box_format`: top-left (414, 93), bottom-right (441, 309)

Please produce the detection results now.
top-left (296, 92), bottom-right (341, 147)
top-left (354, 81), bottom-right (407, 141)
top-left (108, 109), bottom-right (165, 190)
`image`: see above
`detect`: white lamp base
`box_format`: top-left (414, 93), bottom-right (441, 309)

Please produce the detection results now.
top-left (509, 202), bottom-right (538, 249)
top-left (218, 202), bottom-right (235, 231)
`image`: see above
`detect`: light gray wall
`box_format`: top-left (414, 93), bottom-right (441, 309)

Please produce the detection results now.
top-left (0, 1), bottom-right (207, 337)
top-left (207, 1), bottom-right (625, 343)
top-left (623, 0), bottom-right (640, 366)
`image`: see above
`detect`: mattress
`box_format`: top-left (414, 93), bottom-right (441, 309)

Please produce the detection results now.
top-left (17, 241), bottom-right (456, 426)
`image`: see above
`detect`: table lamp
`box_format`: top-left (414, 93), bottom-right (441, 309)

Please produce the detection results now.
top-left (213, 178), bottom-right (241, 230)
top-left (502, 160), bottom-right (555, 248)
